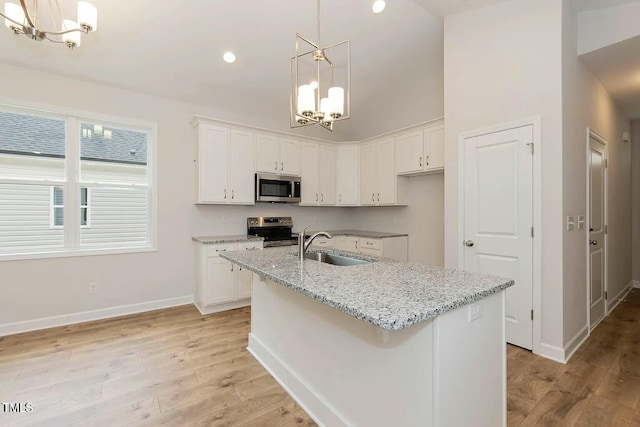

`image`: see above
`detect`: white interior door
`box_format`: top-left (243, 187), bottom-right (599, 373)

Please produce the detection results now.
top-left (463, 125), bottom-right (533, 350)
top-left (588, 133), bottom-right (607, 328)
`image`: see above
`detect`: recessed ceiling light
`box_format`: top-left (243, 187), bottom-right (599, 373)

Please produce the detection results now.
top-left (372, 0), bottom-right (385, 13)
top-left (223, 52), bottom-right (236, 63)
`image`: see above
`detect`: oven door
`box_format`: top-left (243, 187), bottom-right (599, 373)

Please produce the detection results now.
top-left (256, 173), bottom-right (301, 203)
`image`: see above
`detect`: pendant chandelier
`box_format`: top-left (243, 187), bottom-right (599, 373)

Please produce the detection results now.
top-left (291, 0), bottom-right (350, 132)
top-left (1, 0), bottom-right (97, 49)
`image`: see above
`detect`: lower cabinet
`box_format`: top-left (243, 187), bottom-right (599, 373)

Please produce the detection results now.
top-left (195, 241), bottom-right (263, 314)
top-left (346, 236), bottom-right (408, 261)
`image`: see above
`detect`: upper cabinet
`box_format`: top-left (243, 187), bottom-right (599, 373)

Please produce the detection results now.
top-left (336, 144), bottom-right (359, 206)
top-left (301, 143), bottom-right (336, 206)
top-left (395, 123), bottom-right (444, 175)
top-left (256, 134), bottom-right (301, 176)
top-left (195, 124), bottom-right (255, 205)
top-left (360, 138), bottom-right (407, 206)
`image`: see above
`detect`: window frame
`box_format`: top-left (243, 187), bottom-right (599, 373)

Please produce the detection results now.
top-left (50, 186), bottom-right (91, 229)
top-left (0, 100), bottom-right (158, 261)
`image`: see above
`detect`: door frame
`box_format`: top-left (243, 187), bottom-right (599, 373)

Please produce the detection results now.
top-left (457, 117), bottom-right (542, 356)
top-left (586, 128), bottom-right (608, 330)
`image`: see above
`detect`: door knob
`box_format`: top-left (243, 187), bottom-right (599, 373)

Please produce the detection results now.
top-left (464, 240), bottom-right (474, 247)
top-left (590, 240), bottom-right (598, 246)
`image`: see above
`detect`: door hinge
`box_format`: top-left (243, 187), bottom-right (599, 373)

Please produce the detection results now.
top-left (605, 291), bottom-right (608, 300)
top-left (531, 309), bottom-right (534, 321)
top-left (604, 159), bottom-right (608, 168)
top-left (531, 227), bottom-right (534, 238)
top-left (527, 143), bottom-right (534, 155)
top-left (605, 225), bottom-right (608, 235)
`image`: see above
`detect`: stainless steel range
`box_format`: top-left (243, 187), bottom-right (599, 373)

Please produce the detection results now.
top-left (247, 217), bottom-right (298, 247)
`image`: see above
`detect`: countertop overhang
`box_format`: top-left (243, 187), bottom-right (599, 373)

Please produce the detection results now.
top-left (220, 246), bottom-right (514, 330)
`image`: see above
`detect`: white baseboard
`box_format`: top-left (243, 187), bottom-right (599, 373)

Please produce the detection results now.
top-left (248, 333), bottom-right (347, 427)
top-left (563, 324), bottom-right (589, 363)
top-left (608, 282), bottom-right (634, 312)
top-left (0, 295), bottom-right (194, 337)
top-left (538, 342), bottom-right (566, 364)
top-left (633, 280), bottom-right (640, 289)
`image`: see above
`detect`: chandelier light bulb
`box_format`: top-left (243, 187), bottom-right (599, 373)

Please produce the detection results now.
top-left (372, 0), bottom-right (386, 13)
top-left (223, 51), bottom-right (236, 63)
top-left (62, 20), bottom-right (81, 48)
top-left (78, 1), bottom-right (97, 31)
top-left (328, 86), bottom-right (344, 117)
top-left (310, 81), bottom-right (319, 90)
top-left (4, 2), bottom-right (24, 29)
top-left (298, 84), bottom-right (315, 115)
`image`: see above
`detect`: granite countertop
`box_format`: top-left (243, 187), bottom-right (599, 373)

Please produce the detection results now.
top-left (192, 235), bottom-right (264, 244)
top-left (220, 246), bottom-right (514, 330)
top-left (302, 230), bottom-right (408, 238)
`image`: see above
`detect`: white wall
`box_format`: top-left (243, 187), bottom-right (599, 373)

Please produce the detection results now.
top-left (0, 62), bottom-right (357, 329)
top-left (562, 0), bottom-right (631, 345)
top-left (444, 0), bottom-right (565, 351)
top-left (577, 2), bottom-right (640, 55)
top-left (632, 120), bottom-right (640, 282)
top-left (351, 173), bottom-right (445, 266)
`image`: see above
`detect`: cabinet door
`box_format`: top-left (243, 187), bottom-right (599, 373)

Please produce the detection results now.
top-left (236, 266), bottom-right (252, 300)
top-left (313, 236), bottom-right (333, 248)
top-left (395, 131), bottom-right (424, 174)
top-left (332, 235), bottom-right (347, 250)
top-left (301, 142), bottom-right (320, 205)
top-left (319, 145), bottom-right (336, 205)
top-left (425, 125), bottom-right (445, 171)
top-left (376, 138), bottom-right (396, 204)
top-left (205, 257), bottom-right (236, 305)
top-left (229, 129), bottom-right (255, 204)
top-left (336, 145), bottom-right (359, 205)
top-left (256, 134), bottom-right (280, 173)
top-left (360, 143), bottom-right (376, 206)
top-left (280, 138), bottom-right (301, 176)
top-left (198, 125), bottom-right (229, 203)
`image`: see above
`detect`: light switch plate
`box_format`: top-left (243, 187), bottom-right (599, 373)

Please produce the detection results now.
top-left (577, 215), bottom-right (585, 230)
top-left (567, 216), bottom-right (575, 231)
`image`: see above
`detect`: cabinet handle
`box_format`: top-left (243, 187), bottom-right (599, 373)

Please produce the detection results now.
top-left (275, 161), bottom-right (278, 171)
top-left (231, 189), bottom-right (234, 200)
top-left (216, 249), bottom-right (227, 252)
top-left (321, 193), bottom-right (324, 202)
top-left (372, 193), bottom-right (375, 202)
top-left (377, 193), bottom-right (380, 202)
top-left (419, 156), bottom-right (423, 167)
top-left (355, 241), bottom-right (358, 249)
top-left (366, 242), bottom-right (373, 246)
top-left (224, 189), bottom-right (227, 199)
top-left (316, 193), bottom-right (318, 202)
top-left (426, 155), bottom-right (430, 166)
top-left (339, 194), bottom-right (342, 203)
top-left (231, 264), bottom-right (234, 272)
top-left (281, 162), bottom-right (284, 171)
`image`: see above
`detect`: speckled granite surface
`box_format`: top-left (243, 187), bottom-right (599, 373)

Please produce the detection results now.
top-left (220, 246), bottom-right (514, 330)
top-left (303, 230), bottom-right (408, 238)
top-left (192, 235), bottom-right (264, 244)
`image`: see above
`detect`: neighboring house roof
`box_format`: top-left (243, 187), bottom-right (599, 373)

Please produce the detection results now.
top-left (0, 110), bottom-right (147, 165)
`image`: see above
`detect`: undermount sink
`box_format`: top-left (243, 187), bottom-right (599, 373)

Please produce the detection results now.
top-left (304, 252), bottom-right (372, 266)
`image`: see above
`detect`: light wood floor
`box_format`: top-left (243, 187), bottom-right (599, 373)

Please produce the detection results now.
top-left (1, 289), bottom-right (639, 427)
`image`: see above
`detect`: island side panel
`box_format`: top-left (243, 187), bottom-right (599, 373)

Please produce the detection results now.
top-left (248, 274), bottom-right (436, 427)
top-left (434, 291), bottom-right (506, 427)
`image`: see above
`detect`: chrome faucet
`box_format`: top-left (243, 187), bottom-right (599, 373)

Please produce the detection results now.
top-left (298, 225), bottom-right (332, 260)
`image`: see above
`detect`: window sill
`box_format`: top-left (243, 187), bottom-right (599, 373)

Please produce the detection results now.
top-left (0, 245), bottom-right (158, 262)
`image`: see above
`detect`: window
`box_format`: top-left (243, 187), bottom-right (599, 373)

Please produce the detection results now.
top-left (50, 187), bottom-right (90, 228)
top-left (0, 105), bottom-right (156, 259)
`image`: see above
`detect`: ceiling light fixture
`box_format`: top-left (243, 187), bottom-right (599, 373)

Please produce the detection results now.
top-left (1, 0), bottom-right (97, 49)
top-left (223, 51), bottom-right (236, 63)
top-left (372, 0), bottom-right (386, 13)
top-left (291, 0), bottom-right (350, 132)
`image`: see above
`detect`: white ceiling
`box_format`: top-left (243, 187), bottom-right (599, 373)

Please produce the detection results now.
top-left (0, 0), bottom-right (442, 139)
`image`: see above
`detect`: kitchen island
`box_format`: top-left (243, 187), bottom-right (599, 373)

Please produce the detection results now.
top-left (220, 246), bottom-right (513, 427)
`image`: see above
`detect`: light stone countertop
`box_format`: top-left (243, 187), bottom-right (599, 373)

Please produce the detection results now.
top-left (302, 229), bottom-right (408, 239)
top-left (192, 235), bottom-right (264, 244)
top-left (219, 246), bottom-right (514, 330)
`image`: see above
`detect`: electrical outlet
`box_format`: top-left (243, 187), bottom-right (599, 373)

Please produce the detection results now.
top-left (468, 302), bottom-right (482, 322)
top-left (88, 282), bottom-right (98, 295)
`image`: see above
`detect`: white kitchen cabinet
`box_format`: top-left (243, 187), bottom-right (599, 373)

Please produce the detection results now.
top-left (301, 143), bottom-right (336, 205)
top-left (195, 124), bottom-right (255, 205)
top-left (336, 145), bottom-right (359, 205)
top-left (195, 240), bottom-right (263, 314)
top-left (395, 124), bottom-right (445, 175)
top-left (345, 235), bottom-right (408, 261)
top-left (360, 138), bottom-right (407, 206)
top-left (256, 134), bottom-right (301, 176)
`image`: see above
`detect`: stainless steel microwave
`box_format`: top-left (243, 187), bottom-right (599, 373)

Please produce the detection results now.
top-left (255, 173), bottom-right (301, 203)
